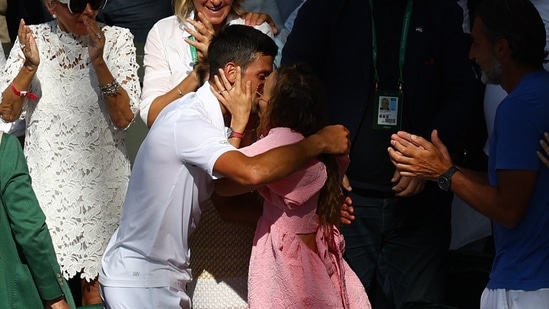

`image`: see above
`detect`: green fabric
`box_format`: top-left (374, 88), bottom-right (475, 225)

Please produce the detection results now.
top-left (0, 133), bottom-right (75, 309)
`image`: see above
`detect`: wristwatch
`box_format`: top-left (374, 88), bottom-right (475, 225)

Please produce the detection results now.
top-left (437, 165), bottom-right (459, 191)
top-left (227, 127), bottom-right (245, 139)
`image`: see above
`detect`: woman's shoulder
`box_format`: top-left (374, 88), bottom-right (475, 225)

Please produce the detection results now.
top-left (151, 15), bottom-right (180, 31)
top-left (101, 23), bottom-right (133, 36)
top-left (145, 15), bottom-right (184, 41)
top-left (101, 24), bottom-right (137, 47)
top-left (26, 21), bottom-right (56, 40)
top-left (259, 127), bottom-right (304, 146)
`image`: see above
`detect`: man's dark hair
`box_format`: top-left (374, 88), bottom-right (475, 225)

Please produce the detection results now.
top-left (475, 0), bottom-right (548, 68)
top-left (207, 25), bottom-right (278, 78)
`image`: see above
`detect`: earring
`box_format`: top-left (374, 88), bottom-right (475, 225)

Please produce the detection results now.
top-left (52, 14), bottom-right (57, 18)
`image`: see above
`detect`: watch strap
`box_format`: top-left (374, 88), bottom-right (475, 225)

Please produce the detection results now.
top-left (228, 129), bottom-right (245, 139)
top-left (438, 165), bottom-right (459, 191)
top-left (443, 165), bottom-right (460, 179)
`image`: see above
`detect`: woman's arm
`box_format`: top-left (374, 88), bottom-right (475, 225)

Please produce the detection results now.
top-left (0, 19), bottom-right (39, 122)
top-left (141, 15), bottom-right (212, 127)
top-left (86, 17), bottom-right (137, 129)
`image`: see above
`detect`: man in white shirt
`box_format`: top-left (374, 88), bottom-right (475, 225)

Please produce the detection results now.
top-left (99, 25), bottom-right (350, 309)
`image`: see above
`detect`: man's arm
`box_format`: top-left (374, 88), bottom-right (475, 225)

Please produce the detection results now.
top-left (388, 130), bottom-right (536, 228)
top-left (214, 124), bottom-right (350, 195)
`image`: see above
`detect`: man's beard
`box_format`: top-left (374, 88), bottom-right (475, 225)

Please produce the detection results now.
top-left (481, 53), bottom-right (503, 85)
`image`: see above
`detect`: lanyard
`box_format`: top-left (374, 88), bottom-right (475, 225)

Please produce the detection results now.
top-left (370, 0), bottom-right (413, 91)
top-left (188, 35), bottom-right (198, 65)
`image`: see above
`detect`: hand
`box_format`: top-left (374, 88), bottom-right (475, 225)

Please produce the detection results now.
top-left (241, 11), bottom-right (279, 35)
top-left (17, 19), bottom-right (39, 68)
top-left (83, 16), bottom-right (105, 64)
top-left (184, 11), bottom-right (215, 61)
top-left (391, 169), bottom-right (426, 197)
top-left (45, 297), bottom-right (71, 309)
top-left (315, 125), bottom-right (351, 155)
top-left (211, 67), bottom-right (253, 132)
top-left (342, 174), bottom-right (352, 193)
top-left (388, 130), bottom-right (452, 180)
top-left (538, 132), bottom-right (549, 168)
top-left (340, 195), bottom-right (355, 225)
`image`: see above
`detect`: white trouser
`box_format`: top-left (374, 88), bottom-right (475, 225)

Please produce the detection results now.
top-left (100, 284), bottom-right (191, 309)
top-left (480, 287), bottom-right (549, 309)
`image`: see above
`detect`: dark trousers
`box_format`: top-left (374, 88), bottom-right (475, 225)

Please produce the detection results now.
top-left (340, 183), bottom-right (452, 309)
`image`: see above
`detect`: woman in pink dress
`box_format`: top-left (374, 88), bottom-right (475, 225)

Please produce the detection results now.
top-left (214, 64), bottom-right (371, 309)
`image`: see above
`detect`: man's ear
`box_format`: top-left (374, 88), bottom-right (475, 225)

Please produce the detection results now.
top-left (223, 62), bottom-right (238, 84)
top-left (494, 38), bottom-right (510, 60)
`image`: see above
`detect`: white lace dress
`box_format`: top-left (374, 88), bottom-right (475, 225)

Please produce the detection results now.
top-left (0, 21), bottom-right (141, 280)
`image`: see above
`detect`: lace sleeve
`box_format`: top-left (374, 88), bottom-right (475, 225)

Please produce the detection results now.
top-left (103, 26), bottom-right (141, 119)
top-left (0, 37), bottom-right (34, 121)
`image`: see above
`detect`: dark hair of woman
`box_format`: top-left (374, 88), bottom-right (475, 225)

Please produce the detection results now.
top-left (257, 63), bottom-right (343, 228)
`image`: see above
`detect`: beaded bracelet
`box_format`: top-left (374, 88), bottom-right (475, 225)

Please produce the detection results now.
top-left (99, 80), bottom-right (121, 97)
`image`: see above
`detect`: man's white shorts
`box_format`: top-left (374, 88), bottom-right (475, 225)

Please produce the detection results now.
top-left (480, 287), bottom-right (549, 309)
top-left (100, 284), bottom-right (191, 309)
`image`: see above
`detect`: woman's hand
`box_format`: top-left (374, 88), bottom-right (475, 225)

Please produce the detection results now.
top-left (83, 16), bottom-right (105, 64)
top-left (242, 12), bottom-right (278, 35)
top-left (17, 19), bottom-right (39, 68)
top-left (211, 66), bottom-right (253, 133)
top-left (184, 11), bottom-right (215, 61)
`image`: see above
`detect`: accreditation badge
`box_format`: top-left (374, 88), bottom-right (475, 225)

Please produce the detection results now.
top-left (372, 90), bottom-right (403, 130)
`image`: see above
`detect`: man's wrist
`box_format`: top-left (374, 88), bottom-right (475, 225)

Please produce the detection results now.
top-left (304, 133), bottom-right (324, 155)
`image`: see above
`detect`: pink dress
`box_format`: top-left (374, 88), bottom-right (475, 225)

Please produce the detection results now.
top-left (239, 127), bottom-right (371, 309)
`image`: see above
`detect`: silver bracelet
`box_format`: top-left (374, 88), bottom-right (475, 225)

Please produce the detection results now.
top-left (99, 80), bottom-right (121, 97)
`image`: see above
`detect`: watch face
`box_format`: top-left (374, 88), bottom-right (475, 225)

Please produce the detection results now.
top-left (438, 177), bottom-right (450, 191)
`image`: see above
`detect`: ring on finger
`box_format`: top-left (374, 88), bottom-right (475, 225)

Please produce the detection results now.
top-left (96, 32), bottom-right (102, 39)
top-left (19, 42), bottom-right (26, 50)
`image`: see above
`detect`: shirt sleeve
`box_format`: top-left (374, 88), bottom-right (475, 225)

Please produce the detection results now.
top-left (104, 26), bottom-right (141, 122)
top-left (173, 112), bottom-right (236, 178)
top-left (139, 21), bottom-right (170, 124)
top-left (493, 98), bottom-right (543, 172)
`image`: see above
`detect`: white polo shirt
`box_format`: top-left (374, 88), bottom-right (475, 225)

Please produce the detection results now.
top-left (99, 82), bottom-right (235, 288)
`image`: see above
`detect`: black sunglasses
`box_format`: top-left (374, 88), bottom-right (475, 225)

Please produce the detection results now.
top-left (59, 0), bottom-right (108, 14)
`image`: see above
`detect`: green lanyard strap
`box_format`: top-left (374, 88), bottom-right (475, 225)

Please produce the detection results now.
top-left (188, 35), bottom-right (198, 66)
top-left (370, 0), bottom-right (413, 91)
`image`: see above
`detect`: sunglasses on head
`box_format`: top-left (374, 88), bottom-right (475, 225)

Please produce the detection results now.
top-left (58, 0), bottom-right (108, 14)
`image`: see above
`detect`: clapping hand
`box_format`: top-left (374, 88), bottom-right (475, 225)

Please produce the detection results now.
top-left (17, 19), bottom-right (39, 68)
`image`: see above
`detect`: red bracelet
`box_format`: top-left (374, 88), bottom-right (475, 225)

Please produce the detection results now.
top-left (11, 82), bottom-right (38, 100)
top-left (228, 129), bottom-right (245, 139)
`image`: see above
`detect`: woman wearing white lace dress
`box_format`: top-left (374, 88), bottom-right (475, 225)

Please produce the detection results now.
top-left (0, 0), bottom-right (140, 305)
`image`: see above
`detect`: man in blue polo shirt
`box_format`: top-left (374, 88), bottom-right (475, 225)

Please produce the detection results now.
top-left (389, 0), bottom-right (549, 307)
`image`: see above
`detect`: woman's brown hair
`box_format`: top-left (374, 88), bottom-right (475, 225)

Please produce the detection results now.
top-left (258, 64), bottom-right (343, 228)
